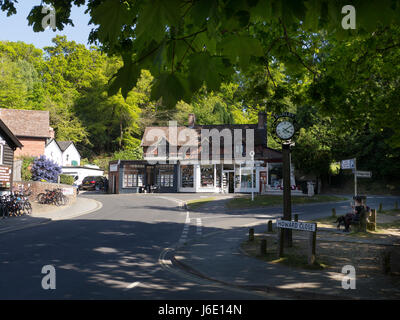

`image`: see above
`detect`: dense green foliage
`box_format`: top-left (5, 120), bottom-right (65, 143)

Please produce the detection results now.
top-left (19, 156), bottom-right (34, 181)
top-left (1, 1), bottom-right (399, 189)
top-left (59, 174), bottom-right (75, 185)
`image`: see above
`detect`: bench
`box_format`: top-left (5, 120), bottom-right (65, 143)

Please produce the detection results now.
top-left (349, 208), bottom-right (377, 232)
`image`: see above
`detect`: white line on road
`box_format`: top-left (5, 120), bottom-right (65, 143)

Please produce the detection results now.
top-left (126, 281), bottom-right (140, 289)
top-left (196, 218), bottom-right (202, 235)
top-left (178, 211), bottom-right (191, 243)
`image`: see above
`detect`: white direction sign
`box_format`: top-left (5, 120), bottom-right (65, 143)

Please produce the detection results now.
top-left (276, 220), bottom-right (316, 232)
top-left (341, 159), bottom-right (355, 169)
top-left (356, 170), bottom-right (372, 178)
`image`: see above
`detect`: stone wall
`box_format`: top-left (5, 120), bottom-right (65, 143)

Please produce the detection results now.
top-left (13, 159), bottom-right (22, 182)
top-left (13, 181), bottom-right (76, 200)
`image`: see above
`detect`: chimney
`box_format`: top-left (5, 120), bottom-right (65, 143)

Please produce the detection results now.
top-left (257, 112), bottom-right (266, 129)
top-left (49, 127), bottom-right (55, 139)
top-left (188, 113), bottom-right (196, 128)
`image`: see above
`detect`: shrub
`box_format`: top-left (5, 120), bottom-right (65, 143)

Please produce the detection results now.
top-left (112, 147), bottom-right (143, 161)
top-left (31, 155), bottom-right (62, 183)
top-left (18, 156), bottom-right (35, 181)
top-left (59, 174), bottom-right (75, 185)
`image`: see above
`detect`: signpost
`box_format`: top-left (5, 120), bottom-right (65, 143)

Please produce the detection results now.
top-left (355, 170), bottom-right (372, 178)
top-left (276, 219), bottom-right (317, 265)
top-left (340, 159), bottom-right (355, 170)
top-left (276, 220), bottom-right (316, 232)
top-left (340, 158), bottom-right (372, 196)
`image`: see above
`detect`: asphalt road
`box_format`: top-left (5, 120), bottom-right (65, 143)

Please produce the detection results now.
top-left (0, 193), bottom-right (270, 299)
top-left (1, 192), bottom-right (399, 300)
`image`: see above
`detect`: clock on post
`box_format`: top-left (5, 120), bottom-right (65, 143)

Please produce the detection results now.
top-left (271, 112), bottom-right (298, 248)
top-left (272, 112), bottom-right (298, 143)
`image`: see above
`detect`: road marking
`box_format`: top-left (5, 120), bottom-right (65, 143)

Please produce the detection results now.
top-left (196, 218), bottom-right (202, 236)
top-left (126, 281), bottom-right (140, 289)
top-left (178, 211), bottom-right (191, 243)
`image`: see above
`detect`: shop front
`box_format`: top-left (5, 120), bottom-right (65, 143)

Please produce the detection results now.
top-left (110, 159), bottom-right (298, 195)
top-left (108, 160), bottom-right (178, 194)
top-left (177, 162), bottom-right (266, 194)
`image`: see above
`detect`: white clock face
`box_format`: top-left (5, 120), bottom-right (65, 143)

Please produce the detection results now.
top-left (276, 121), bottom-right (295, 140)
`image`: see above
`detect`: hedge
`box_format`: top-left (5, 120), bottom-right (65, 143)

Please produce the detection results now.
top-left (59, 174), bottom-right (75, 185)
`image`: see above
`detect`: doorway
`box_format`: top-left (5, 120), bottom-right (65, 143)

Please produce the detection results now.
top-left (223, 170), bottom-right (235, 193)
top-left (228, 172), bottom-right (234, 193)
top-left (146, 166), bottom-right (154, 185)
top-left (112, 175), bottom-right (117, 194)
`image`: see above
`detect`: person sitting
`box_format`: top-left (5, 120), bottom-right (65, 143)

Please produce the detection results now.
top-left (343, 196), bottom-right (366, 232)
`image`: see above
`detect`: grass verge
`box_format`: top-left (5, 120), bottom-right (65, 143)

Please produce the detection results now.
top-left (240, 237), bottom-right (328, 270)
top-left (186, 197), bottom-right (217, 211)
top-left (227, 194), bottom-right (348, 209)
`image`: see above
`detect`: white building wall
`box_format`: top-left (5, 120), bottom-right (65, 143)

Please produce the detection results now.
top-left (62, 144), bottom-right (81, 166)
top-left (45, 140), bottom-right (63, 166)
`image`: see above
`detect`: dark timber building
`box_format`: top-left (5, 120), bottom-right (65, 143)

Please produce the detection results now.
top-left (0, 119), bottom-right (23, 193)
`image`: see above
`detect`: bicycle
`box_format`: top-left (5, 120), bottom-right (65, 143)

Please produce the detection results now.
top-left (37, 188), bottom-right (68, 206)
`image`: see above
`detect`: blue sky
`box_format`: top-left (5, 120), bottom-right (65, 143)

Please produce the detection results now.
top-left (0, 2), bottom-right (93, 49)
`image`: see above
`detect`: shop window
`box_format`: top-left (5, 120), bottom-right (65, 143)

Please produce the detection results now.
top-left (235, 166), bottom-right (241, 189)
top-left (123, 171), bottom-right (144, 188)
top-left (157, 164), bottom-right (174, 187)
top-left (240, 168), bottom-right (256, 189)
top-left (181, 165), bottom-right (193, 188)
top-left (123, 164), bottom-right (145, 188)
top-left (201, 165), bottom-right (214, 187)
top-left (268, 163), bottom-right (283, 189)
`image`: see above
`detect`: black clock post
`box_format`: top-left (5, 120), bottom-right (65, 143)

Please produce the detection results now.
top-left (282, 142), bottom-right (292, 247)
top-left (272, 112), bottom-right (298, 248)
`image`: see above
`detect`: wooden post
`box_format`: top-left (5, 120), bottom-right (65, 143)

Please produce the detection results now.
top-left (249, 228), bottom-right (254, 242)
top-left (267, 220), bottom-right (273, 232)
top-left (260, 239), bottom-right (267, 255)
top-left (368, 209), bottom-right (376, 231)
top-left (332, 208), bottom-right (336, 217)
top-left (277, 227), bottom-right (284, 257)
top-left (360, 207), bottom-right (367, 232)
top-left (294, 214), bottom-right (299, 222)
top-left (395, 201), bottom-right (398, 210)
top-left (379, 203), bottom-right (383, 213)
top-left (308, 224), bottom-right (317, 265)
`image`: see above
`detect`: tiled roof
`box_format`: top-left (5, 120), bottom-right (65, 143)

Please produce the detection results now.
top-left (0, 108), bottom-right (51, 138)
top-left (57, 141), bottom-right (73, 152)
top-left (141, 124), bottom-right (267, 146)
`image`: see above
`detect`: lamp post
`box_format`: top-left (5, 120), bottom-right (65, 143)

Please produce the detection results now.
top-left (250, 151), bottom-right (255, 201)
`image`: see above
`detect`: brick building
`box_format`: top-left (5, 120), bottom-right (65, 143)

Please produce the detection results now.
top-left (0, 108), bottom-right (53, 159)
top-left (109, 113), bottom-right (299, 194)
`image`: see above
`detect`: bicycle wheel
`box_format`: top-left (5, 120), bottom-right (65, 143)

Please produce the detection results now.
top-left (24, 202), bottom-right (32, 215)
top-left (59, 194), bottom-right (68, 206)
top-left (37, 193), bottom-right (46, 204)
top-left (53, 196), bottom-right (61, 206)
top-left (17, 203), bottom-right (24, 216)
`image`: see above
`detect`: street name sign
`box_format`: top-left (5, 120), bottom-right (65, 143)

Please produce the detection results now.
top-left (356, 170), bottom-right (372, 178)
top-left (276, 220), bottom-right (316, 232)
top-left (341, 159), bottom-right (355, 169)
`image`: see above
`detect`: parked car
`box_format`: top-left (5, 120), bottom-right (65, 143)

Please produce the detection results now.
top-left (80, 176), bottom-right (107, 191)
